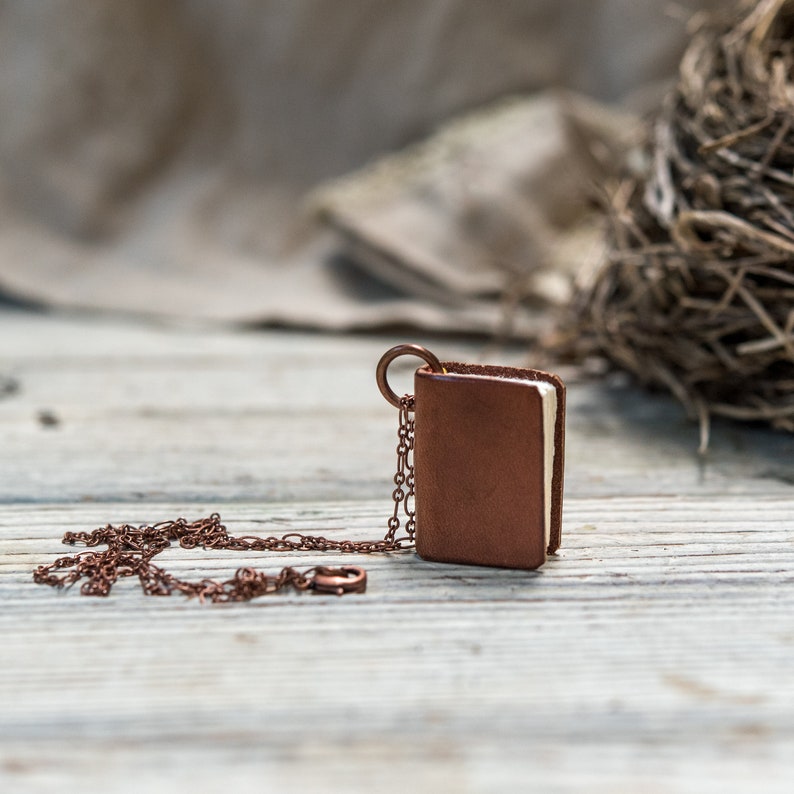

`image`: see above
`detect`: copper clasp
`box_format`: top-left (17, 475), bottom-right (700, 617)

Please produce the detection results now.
top-left (310, 566), bottom-right (367, 596)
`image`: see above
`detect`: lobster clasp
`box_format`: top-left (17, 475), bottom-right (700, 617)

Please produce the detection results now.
top-left (310, 566), bottom-right (367, 596)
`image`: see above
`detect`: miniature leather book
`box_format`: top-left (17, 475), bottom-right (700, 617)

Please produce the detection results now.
top-left (413, 361), bottom-right (565, 570)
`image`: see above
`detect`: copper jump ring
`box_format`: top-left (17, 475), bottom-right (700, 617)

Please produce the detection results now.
top-left (376, 344), bottom-right (444, 409)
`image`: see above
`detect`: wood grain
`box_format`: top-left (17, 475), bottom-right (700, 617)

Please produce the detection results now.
top-left (1, 309), bottom-right (793, 793)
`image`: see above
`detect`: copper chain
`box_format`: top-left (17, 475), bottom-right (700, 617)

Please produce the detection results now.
top-left (386, 395), bottom-right (416, 547)
top-left (32, 396), bottom-right (416, 601)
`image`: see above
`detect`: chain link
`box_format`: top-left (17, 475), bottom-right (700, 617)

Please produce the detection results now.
top-left (32, 397), bottom-right (417, 601)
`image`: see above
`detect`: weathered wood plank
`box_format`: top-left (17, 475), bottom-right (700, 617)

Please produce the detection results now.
top-left (2, 311), bottom-right (793, 505)
top-left (1, 309), bottom-right (793, 793)
top-left (4, 500), bottom-right (794, 753)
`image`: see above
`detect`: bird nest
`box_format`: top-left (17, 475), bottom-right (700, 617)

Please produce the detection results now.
top-left (568, 0), bottom-right (794, 446)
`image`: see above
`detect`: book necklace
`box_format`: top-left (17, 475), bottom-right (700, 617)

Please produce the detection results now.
top-left (33, 344), bottom-right (566, 601)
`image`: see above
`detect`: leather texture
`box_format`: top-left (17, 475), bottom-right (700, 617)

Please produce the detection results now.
top-left (413, 362), bottom-right (565, 570)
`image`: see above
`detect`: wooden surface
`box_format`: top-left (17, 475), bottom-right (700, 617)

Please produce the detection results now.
top-left (1, 307), bottom-right (793, 793)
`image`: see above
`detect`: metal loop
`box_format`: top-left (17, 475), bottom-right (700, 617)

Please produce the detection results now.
top-left (376, 344), bottom-right (444, 409)
top-left (311, 566), bottom-right (367, 595)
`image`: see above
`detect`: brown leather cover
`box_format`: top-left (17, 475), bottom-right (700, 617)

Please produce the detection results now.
top-left (413, 362), bottom-right (565, 570)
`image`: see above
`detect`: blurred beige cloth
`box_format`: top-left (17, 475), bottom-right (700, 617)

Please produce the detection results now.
top-left (311, 92), bottom-right (646, 336)
top-left (0, 0), bottom-right (723, 330)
